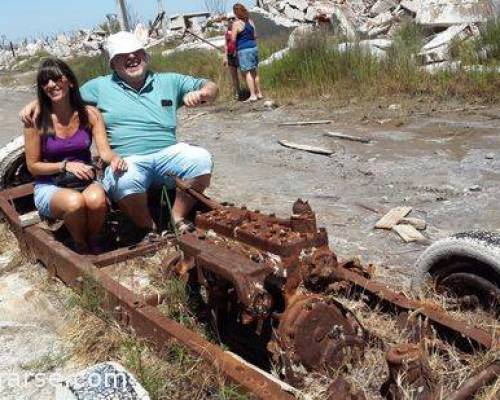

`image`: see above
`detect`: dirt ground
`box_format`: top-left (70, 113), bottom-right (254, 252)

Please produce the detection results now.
top-left (2, 87), bottom-right (500, 282)
top-left (1, 86), bottom-right (499, 398)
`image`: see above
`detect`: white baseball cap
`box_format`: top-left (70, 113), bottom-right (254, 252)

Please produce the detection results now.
top-left (105, 31), bottom-right (146, 66)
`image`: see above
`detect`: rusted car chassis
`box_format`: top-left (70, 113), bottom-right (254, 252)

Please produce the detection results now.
top-left (0, 182), bottom-right (497, 399)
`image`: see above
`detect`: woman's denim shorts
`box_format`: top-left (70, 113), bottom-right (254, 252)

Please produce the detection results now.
top-left (238, 47), bottom-right (259, 72)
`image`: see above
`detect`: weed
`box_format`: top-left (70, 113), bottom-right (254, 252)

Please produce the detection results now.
top-left (476, 17), bottom-right (500, 62)
top-left (20, 351), bottom-right (67, 373)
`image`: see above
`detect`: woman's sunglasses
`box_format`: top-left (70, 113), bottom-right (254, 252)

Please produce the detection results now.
top-left (40, 75), bottom-right (67, 87)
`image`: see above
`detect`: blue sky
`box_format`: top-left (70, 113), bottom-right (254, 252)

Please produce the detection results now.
top-left (0, 0), bottom-right (254, 42)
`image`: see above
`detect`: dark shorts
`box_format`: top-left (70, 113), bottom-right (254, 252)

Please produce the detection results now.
top-left (227, 53), bottom-right (238, 68)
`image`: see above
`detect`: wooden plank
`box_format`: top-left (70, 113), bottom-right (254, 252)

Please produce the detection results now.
top-left (400, 217), bottom-right (427, 230)
top-left (19, 210), bottom-right (41, 228)
top-left (392, 224), bottom-right (426, 243)
top-left (278, 140), bottom-right (334, 156)
top-left (324, 131), bottom-right (371, 144)
top-left (278, 120), bottom-right (332, 127)
top-left (375, 206), bottom-right (412, 229)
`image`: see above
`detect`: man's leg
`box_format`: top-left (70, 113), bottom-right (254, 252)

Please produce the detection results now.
top-left (118, 193), bottom-right (155, 230)
top-left (102, 155), bottom-right (155, 230)
top-left (154, 143), bottom-right (213, 224)
top-left (171, 174), bottom-right (211, 223)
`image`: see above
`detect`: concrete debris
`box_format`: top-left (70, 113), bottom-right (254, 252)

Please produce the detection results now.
top-left (1, 1), bottom-right (498, 72)
top-left (257, 0), bottom-right (497, 69)
top-left (416, 0), bottom-right (495, 27)
top-left (338, 38), bottom-right (393, 59)
top-left (419, 23), bottom-right (479, 63)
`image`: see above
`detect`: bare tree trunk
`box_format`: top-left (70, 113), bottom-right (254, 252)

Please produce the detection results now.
top-left (117, 0), bottom-right (130, 31)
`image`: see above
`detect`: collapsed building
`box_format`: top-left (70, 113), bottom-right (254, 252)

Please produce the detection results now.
top-left (1, 1), bottom-right (499, 72)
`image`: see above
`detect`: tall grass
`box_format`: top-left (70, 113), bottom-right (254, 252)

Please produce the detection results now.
top-left (65, 20), bottom-right (500, 104)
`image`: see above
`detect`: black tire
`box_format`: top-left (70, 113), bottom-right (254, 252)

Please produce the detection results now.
top-left (0, 135), bottom-right (32, 189)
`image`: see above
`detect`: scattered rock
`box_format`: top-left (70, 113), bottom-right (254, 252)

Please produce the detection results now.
top-left (469, 185), bottom-right (482, 192)
top-left (56, 362), bottom-right (150, 400)
top-left (485, 153), bottom-right (494, 159)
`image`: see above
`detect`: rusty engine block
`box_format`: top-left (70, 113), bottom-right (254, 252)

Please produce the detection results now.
top-left (174, 182), bottom-right (497, 396)
top-left (179, 199), bottom-right (366, 376)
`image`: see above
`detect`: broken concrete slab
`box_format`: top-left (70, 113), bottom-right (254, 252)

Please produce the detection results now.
top-left (370, 0), bottom-right (398, 16)
top-left (305, 6), bottom-right (318, 22)
top-left (287, 0), bottom-right (309, 12)
top-left (416, 0), bottom-right (495, 28)
top-left (392, 224), bottom-right (427, 242)
top-left (331, 5), bottom-right (358, 40)
top-left (375, 207), bottom-right (413, 229)
top-left (284, 4), bottom-right (306, 21)
top-left (419, 24), bottom-right (478, 63)
top-left (261, 47), bottom-right (290, 66)
top-left (401, 0), bottom-right (421, 14)
top-left (400, 217), bottom-right (427, 230)
top-left (338, 39), bottom-right (393, 59)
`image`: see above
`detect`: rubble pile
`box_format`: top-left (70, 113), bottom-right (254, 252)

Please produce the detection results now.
top-left (0, 12), bottom-right (220, 71)
top-left (257, 0), bottom-right (500, 70)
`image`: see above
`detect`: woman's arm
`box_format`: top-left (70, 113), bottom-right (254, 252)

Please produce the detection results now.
top-left (231, 21), bottom-right (243, 43)
top-left (24, 127), bottom-right (63, 176)
top-left (87, 106), bottom-right (127, 172)
top-left (251, 19), bottom-right (258, 40)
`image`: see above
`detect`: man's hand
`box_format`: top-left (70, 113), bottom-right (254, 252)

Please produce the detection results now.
top-left (19, 100), bottom-right (40, 128)
top-left (183, 90), bottom-right (205, 108)
top-left (110, 155), bottom-right (128, 173)
top-left (183, 82), bottom-right (218, 108)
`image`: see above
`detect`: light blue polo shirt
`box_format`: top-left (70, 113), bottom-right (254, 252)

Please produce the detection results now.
top-left (80, 71), bottom-right (207, 157)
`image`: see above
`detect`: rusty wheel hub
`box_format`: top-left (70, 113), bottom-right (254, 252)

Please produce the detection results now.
top-left (276, 296), bottom-right (365, 371)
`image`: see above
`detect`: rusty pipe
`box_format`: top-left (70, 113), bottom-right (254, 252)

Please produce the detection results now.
top-left (447, 361), bottom-right (500, 400)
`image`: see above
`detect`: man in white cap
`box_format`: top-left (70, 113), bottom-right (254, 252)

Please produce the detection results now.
top-left (21, 31), bottom-right (218, 237)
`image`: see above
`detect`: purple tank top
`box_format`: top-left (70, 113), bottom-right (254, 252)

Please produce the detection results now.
top-left (36, 127), bottom-right (92, 183)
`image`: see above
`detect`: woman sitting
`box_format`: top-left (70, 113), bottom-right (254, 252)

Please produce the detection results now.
top-left (24, 58), bottom-right (127, 254)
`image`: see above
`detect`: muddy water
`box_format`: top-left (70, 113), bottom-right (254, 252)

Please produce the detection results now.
top-left (1, 88), bottom-right (499, 283)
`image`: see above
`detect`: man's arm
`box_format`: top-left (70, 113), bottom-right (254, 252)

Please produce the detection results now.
top-left (183, 81), bottom-right (218, 107)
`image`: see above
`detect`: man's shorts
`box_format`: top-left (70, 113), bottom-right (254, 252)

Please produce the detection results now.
top-left (238, 47), bottom-right (259, 72)
top-left (102, 142), bottom-right (213, 202)
top-left (34, 182), bottom-right (62, 218)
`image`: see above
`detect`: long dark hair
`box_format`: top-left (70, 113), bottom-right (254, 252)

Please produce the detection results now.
top-left (36, 58), bottom-right (89, 134)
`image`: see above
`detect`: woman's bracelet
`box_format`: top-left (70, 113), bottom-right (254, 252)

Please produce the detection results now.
top-left (60, 159), bottom-right (68, 172)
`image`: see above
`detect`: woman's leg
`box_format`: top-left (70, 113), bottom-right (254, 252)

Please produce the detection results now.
top-left (244, 70), bottom-right (257, 100)
top-left (49, 189), bottom-right (88, 250)
top-left (229, 66), bottom-right (240, 96)
top-left (251, 69), bottom-right (263, 99)
top-left (82, 183), bottom-right (107, 238)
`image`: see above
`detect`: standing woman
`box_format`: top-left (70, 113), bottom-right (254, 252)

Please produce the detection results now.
top-left (231, 3), bottom-right (263, 102)
top-left (224, 14), bottom-right (241, 99)
top-left (24, 58), bottom-right (126, 253)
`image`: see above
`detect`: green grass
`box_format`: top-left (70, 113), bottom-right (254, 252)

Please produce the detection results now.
top-left (61, 21), bottom-right (500, 104)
